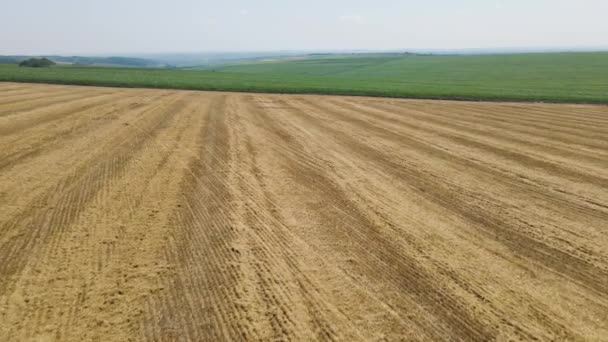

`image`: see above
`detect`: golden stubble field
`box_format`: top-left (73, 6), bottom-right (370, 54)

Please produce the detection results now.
top-left (0, 82), bottom-right (607, 341)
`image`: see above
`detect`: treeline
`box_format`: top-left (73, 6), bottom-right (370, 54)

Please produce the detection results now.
top-left (0, 55), bottom-right (163, 68)
top-left (19, 58), bottom-right (56, 67)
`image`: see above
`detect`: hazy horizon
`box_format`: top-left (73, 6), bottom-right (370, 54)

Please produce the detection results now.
top-left (2, 0), bottom-right (607, 55)
top-left (4, 46), bottom-right (608, 59)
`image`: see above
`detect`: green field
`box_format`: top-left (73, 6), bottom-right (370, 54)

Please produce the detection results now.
top-left (1, 52), bottom-right (607, 103)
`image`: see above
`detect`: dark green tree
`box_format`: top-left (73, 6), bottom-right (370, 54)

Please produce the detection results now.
top-left (19, 58), bottom-right (56, 68)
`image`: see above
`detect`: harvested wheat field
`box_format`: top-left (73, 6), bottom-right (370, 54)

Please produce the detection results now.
top-left (1, 82), bottom-right (607, 341)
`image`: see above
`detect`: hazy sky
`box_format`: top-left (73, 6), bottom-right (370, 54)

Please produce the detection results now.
top-left (2, 0), bottom-right (607, 55)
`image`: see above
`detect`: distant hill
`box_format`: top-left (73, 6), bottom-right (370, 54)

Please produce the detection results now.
top-left (0, 55), bottom-right (165, 68)
top-left (49, 56), bottom-right (164, 67)
top-left (47, 56), bottom-right (164, 68)
top-left (0, 56), bottom-right (18, 64)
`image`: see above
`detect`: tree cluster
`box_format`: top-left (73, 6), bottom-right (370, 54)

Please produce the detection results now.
top-left (19, 58), bottom-right (56, 68)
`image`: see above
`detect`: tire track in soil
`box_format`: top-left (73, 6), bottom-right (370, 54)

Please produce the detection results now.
top-left (276, 97), bottom-right (608, 298)
top-left (314, 98), bottom-right (608, 226)
top-left (296, 97), bottom-right (608, 228)
top-left (142, 95), bottom-right (246, 341)
top-left (340, 98), bottom-right (608, 168)
top-left (1, 83), bottom-right (607, 341)
top-left (0, 92), bottom-right (191, 295)
top-left (251, 96), bottom-right (606, 339)
top-left (0, 88), bottom-right (116, 118)
top-left (0, 90), bottom-right (163, 171)
top-left (0, 91), bottom-right (128, 134)
top-left (382, 99), bottom-right (608, 151)
top-left (309, 98), bottom-right (608, 190)
top-left (1, 91), bottom-right (204, 341)
top-left (0, 83), bottom-right (89, 97)
top-left (145, 96), bottom-right (368, 341)
top-left (225, 97), bottom-right (375, 340)
top-left (0, 91), bottom-right (176, 229)
top-left (241, 96), bottom-right (497, 341)
top-left (0, 87), bottom-right (109, 111)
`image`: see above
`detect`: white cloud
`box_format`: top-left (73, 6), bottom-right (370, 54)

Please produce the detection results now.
top-left (240, 9), bottom-right (249, 16)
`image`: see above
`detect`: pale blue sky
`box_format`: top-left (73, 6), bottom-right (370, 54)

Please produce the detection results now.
top-left (2, 0), bottom-right (607, 55)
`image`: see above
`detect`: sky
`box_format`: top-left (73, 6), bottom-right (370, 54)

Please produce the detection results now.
top-left (1, 0), bottom-right (607, 55)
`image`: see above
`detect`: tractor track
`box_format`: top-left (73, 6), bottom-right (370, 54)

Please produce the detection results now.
top-left (1, 83), bottom-right (607, 341)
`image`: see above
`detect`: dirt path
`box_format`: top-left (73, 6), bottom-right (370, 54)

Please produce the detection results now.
top-left (1, 83), bottom-right (607, 341)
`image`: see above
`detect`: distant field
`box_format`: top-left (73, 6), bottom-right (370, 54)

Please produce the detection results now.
top-left (1, 52), bottom-right (607, 103)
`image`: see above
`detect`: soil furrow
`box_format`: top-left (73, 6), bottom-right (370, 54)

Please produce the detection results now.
top-left (1, 83), bottom-right (607, 341)
top-left (277, 98), bottom-right (608, 297)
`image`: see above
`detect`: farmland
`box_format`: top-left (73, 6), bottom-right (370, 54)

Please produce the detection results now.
top-left (1, 52), bottom-right (608, 103)
top-left (1, 82), bottom-right (607, 340)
